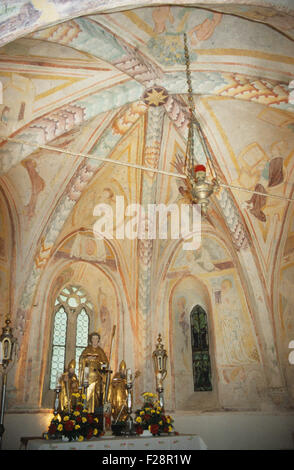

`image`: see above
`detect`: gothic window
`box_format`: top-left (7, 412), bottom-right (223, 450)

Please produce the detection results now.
top-left (50, 305), bottom-right (67, 390)
top-left (190, 305), bottom-right (212, 391)
top-left (49, 285), bottom-right (92, 390)
top-left (75, 308), bottom-right (89, 371)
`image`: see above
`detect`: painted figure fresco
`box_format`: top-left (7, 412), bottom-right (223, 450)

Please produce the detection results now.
top-left (98, 288), bottom-right (112, 353)
top-left (217, 278), bottom-right (257, 366)
top-left (0, 3), bottom-right (293, 418)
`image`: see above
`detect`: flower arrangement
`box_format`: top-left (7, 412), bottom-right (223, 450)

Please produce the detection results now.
top-left (134, 392), bottom-right (175, 436)
top-left (44, 392), bottom-right (102, 442)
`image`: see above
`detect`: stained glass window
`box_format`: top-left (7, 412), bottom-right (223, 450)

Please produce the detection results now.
top-left (190, 305), bottom-right (212, 391)
top-left (75, 308), bottom-right (89, 376)
top-left (49, 286), bottom-right (92, 390)
top-left (50, 306), bottom-right (67, 389)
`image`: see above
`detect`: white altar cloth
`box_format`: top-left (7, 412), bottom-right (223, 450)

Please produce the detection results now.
top-left (25, 434), bottom-right (207, 450)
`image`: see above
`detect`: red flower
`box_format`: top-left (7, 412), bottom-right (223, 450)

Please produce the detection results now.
top-left (76, 416), bottom-right (82, 423)
top-left (150, 424), bottom-right (160, 435)
top-left (136, 426), bottom-right (143, 435)
top-left (64, 420), bottom-right (74, 431)
top-left (87, 414), bottom-right (94, 424)
top-left (86, 428), bottom-right (93, 440)
top-left (144, 414), bottom-right (151, 421)
top-left (48, 423), bottom-right (57, 434)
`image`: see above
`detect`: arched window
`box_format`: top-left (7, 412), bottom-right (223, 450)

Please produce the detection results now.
top-left (190, 305), bottom-right (212, 391)
top-left (75, 308), bottom-right (89, 370)
top-left (49, 285), bottom-right (92, 389)
top-left (50, 305), bottom-right (67, 389)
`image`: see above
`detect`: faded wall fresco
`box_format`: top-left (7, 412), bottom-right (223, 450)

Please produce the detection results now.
top-left (0, 192), bottom-right (12, 327)
top-left (161, 234), bottom-right (265, 410)
top-left (0, 4), bottom-right (293, 414)
top-left (279, 206), bottom-right (294, 403)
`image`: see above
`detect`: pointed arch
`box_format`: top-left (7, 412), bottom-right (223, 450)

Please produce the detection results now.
top-left (190, 304), bottom-right (213, 391)
top-left (49, 284), bottom-right (93, 390)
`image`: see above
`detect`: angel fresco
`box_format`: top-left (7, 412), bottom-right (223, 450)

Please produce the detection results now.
top-left (241, 138), bottom-right (287, 223)
top-left (22, 158), bottom-right (45, 220)
top-left (152, 6), bottom-right (174, 34)
top-left (151, 7), bottom-right (222, 43)
top-left (148, 9), bottom-right (222, 66)
top-left (245, 157), bottom-right (285, 223)
top-left (245, 183), bottom-right (267, 222)
top-left (188, 13), bottom-right (222, 45)
top-left (268, 157), bottom-right (284, 188)
top-left (217, 279), bottom-right (257, 366)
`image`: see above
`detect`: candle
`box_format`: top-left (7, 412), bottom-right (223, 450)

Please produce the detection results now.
top-left (84, 366), bottom-right (89, 382)
top-left (159, 356), bottom-right (162, 371)
top-left (55, 370), bottom-right (61, 389)
top-left (0, 341), bottom-right (2, 365)
top-left (126, 368), bottom-right (132, 385)
top-left (157, 371), bottom-right (163, 388)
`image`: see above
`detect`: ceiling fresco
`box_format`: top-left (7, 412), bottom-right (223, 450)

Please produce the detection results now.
top-left (0, 2), bottom-right (293, 312)
top-left (0, 1), bottom-right (294, 410)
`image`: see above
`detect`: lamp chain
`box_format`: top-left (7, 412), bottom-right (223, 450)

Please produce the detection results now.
top-left (183, 33), bottom-right (195, 176)
top-left (183, 33), bottom-right (219, 184)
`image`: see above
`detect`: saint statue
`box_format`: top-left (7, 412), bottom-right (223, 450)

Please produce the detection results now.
top-left (59, 359), bottom-right (79, 412)
top-left (79, 332), bottom-right (109, 413)
top-left (109, 362), bottom-right (140, 422)
top-left (109, 360), bottom-right (128, 421)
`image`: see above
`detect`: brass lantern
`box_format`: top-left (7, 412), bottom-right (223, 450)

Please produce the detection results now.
top-left (0, 317), bottom-right (17, 450)
top-left (0, 318), bottom-right (17, 369)
top-left (190, 165), bottom-right (218, 216)
top-left (152, 334), bottom-right (167, 408)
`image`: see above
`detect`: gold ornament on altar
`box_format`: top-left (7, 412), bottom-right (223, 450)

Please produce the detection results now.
top-left (110, 361), bottom-right (140, 423)
top-left (58, 359), bottom-right (79, 412)
top-left (152, 334), bottom-right (168, 409)
top-left (109, 360), bottom-right (128, 421)
top-left (0, 316), bottom-right (17, 449)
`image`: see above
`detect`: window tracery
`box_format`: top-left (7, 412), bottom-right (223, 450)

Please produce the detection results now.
top-left (49, 285), bottom-right (92, 389)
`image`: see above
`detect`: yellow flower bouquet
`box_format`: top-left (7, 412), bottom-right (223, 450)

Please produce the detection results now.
top-left (134, 392), bottom-right (175, 436)
top-left (44, 391), bottom-right (101, 442)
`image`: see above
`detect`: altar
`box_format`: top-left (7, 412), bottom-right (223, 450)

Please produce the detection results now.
top-left (22, 434), bottom-right (207, 451)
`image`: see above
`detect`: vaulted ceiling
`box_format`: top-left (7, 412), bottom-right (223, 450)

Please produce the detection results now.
top-left (0, 1), bottom-right (294, 332)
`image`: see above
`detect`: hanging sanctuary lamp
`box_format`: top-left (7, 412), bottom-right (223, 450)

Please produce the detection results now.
top-left (183, 33), bottom-right (219, 216)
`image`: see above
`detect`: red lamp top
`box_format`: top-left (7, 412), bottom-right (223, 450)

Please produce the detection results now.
top-left (194, 164), bottom-right (206, 173)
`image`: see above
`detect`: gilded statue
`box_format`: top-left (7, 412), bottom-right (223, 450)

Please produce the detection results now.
top-left (79, 332), bottom-right (109, 412)
top-left (109, 360), bottom-right (128, 421)
top-left (59, 359), bottom-right (79, 412)
top-left (109, 361), bottom-right (140, 421)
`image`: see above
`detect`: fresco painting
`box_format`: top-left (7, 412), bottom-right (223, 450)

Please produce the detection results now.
top-left (0, 3), bottom-right (293, 417)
